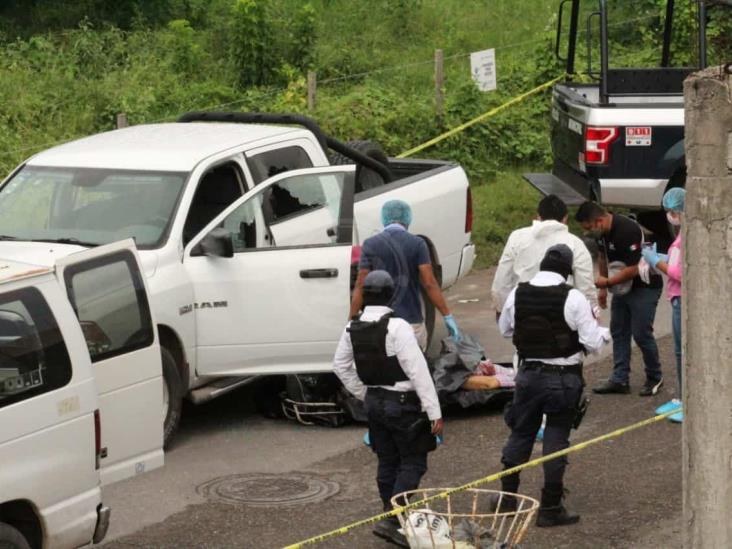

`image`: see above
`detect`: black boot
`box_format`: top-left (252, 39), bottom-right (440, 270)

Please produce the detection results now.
top-left (373, 516), bottom-right (408, 547)
top-left (536, 484), bottom-right (580, 527)
top-left (490, 469), bottom-right (520, 513)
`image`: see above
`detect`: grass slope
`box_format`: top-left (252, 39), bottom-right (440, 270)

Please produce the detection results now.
top-left (471, 171), bottom-right (541, 269)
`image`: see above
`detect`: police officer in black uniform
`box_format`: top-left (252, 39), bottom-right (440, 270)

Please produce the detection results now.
top-left (334, 270), bottom-right (443, 546)
top-left (495, 244), bottom-right (610, 527)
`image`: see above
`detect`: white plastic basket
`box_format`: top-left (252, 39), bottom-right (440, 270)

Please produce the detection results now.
top-left (390, 488), bottom-right (539, 549)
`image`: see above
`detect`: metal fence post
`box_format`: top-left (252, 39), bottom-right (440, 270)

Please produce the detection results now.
top-left (307, 71), bottom-right (317, 111)
top-left (434, 49), bottom-right (444, 121)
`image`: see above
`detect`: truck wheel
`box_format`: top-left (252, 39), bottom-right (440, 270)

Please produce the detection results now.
top-left (329, 140), bottom-right (392, 192)
top-left (0, 523), bottom-right (31, 549)
top-left (161, 347), bottom-right (183, 449)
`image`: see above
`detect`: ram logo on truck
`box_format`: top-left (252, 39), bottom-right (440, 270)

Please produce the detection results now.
top-left (179, 301), bottom-right (228, 315)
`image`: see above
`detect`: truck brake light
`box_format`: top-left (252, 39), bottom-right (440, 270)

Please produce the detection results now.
top-left (465, 188), bottom-right (473, 233)
top-left (94, 409), bottom-right (101, 470)
top-left (585, 127), bottom-right (618, 165)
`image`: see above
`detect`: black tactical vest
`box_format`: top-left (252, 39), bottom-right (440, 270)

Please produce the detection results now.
top-left (513, 283), bottom-right (583, 359)
top-left (347, 313), bottom-right (408, 386)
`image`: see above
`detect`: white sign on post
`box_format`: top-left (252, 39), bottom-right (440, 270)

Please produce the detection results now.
top-left (470, 48), bottom-right (497, 92)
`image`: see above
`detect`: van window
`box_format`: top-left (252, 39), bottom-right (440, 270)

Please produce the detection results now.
top-left (0, 287), bottom-right (73, 409)
top-left (248, 147), bottom-right (313, 185)
top-left (64, 251), bottom-right (154, 362)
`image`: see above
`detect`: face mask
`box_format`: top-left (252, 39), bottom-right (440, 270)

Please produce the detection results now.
top-left (584, 224), bottom-right (603, 239)
top-left (666, 212), bottom-right (681, 226)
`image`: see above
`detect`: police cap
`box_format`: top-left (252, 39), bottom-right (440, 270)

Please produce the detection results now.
top-left (363, 270), bottom-right (395, 294)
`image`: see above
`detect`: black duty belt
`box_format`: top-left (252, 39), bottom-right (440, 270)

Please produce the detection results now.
top-left (366, 387), bottom-right (420, 405)
top-left (520, 361), bottom-right (583, 376)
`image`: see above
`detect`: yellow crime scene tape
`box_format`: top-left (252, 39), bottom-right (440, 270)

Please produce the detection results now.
top-left (396, 74), bottom-right (565, 159)
top-left (283, 72), bottom-right (654, 548)
top-left (283, 408), bottom-right (679, 548)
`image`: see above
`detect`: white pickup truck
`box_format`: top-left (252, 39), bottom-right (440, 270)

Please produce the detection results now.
top-left (0, 112), bottom-right (475, 444)
top-left (0, 240), bottom-right (163, 549)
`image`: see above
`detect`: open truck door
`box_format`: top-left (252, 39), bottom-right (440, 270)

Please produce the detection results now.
top-left (184, 166), bottom-right (355, 377)
top-left (55, 239), bottom-right (164, 485)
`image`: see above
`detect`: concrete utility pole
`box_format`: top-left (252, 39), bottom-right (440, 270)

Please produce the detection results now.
top-left (683, 65), bottom-right (732, 548)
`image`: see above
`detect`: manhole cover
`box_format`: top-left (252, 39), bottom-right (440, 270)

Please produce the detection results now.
top-left (196, 473), bottom-right (340, 507)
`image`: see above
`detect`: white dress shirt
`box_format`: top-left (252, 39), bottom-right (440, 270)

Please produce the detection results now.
top-left (333, 305), bottom-right (442, 420)
top-left (492, 220), bottom-right (597, 313)
top-left (499, 271), bottom-right (610, 365)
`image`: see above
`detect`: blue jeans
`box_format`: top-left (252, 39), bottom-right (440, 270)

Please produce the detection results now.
top-left (610, 286), bottom-right (663, 385)
top-left (671, 297), bottom-right (682, 399)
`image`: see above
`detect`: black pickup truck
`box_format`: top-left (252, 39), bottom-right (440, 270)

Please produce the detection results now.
top-left (525, 0), bottom-right (730, 240)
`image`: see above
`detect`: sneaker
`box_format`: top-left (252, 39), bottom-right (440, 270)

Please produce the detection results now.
top-left (592, 379), bottom-right (630, 394)
top-left (656, 399), bottom-right (682, 415)
top-left (669, 410), bottom-right (683, 423)
top-left (639, 378), bottom-right (663, 397)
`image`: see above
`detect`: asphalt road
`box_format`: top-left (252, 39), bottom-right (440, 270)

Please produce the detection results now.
top-left (102, 269), bottom-right (680, 548)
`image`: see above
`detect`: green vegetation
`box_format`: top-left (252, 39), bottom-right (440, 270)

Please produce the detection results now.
top-left (0, 0), bottom-right (729, 268)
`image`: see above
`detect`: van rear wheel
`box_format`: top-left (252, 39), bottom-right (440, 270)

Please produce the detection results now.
top-left (162, 347), bottom-right (183, 449)
top-left (0, 523), bottom-right (31, 549)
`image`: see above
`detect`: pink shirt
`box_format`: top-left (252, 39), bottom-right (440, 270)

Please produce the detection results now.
top-left (666, 234), bottom-right (682, 299)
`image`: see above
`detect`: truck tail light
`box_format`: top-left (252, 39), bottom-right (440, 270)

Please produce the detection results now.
top-left (585, 126), bottom-right (619, 165)
top-left (465, 188), bottom-right (473, 233)
top-left (94, 409), bottom-right (102, 470)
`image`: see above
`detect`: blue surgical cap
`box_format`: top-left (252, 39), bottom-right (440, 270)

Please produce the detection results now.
top-left (662, 187), bottom-right (686, 212)
top-left (381, 199), bottom-right (413, 227)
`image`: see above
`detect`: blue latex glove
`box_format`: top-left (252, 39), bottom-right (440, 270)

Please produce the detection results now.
top-left (444, 314), bottom-right (462, 342)
top-left (641, 245), bottom-right (662, 268)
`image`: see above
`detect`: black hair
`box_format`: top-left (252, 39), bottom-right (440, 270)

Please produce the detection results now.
top-left (537, 194), bottom-right (568, 221)
top-left (574, 201), bottom-right (607, 223)
top-left (362, 289), bottom-right (394, 308)
top-left (540, 252), bottom-right (572, 280)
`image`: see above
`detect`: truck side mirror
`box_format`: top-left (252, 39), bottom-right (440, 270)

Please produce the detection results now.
top-left (191, 228), bottom-right (234, 258)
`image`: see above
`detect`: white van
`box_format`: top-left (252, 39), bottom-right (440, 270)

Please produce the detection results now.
top-left (0, 240), bottom-right (164, 549)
